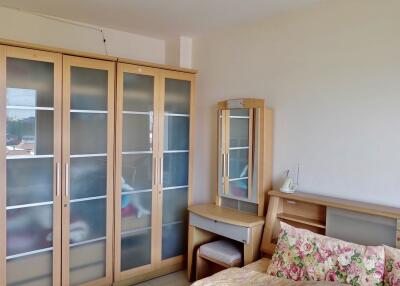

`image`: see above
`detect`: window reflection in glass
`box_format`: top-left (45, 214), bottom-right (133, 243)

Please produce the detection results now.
top-left (6, 58), bottom-right (54, 108)
top-left (6, 109), bottom-right (53, 156)
top-left (6, 88), bottom-right (37, 107)
top-left (229, 149), bottom-right (249, 179)
top-left (229, 117), bottom-right (249, 148)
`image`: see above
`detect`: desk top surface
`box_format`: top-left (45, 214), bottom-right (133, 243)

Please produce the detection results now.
top-left (188, 204), bottom-right (265, 228)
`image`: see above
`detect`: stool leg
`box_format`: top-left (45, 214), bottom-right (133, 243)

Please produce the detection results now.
top-left (195, 250), bottom-right (209, 280)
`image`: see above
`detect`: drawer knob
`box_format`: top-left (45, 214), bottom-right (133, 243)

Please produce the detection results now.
top-left (214, 220), bottom-right (218, 223)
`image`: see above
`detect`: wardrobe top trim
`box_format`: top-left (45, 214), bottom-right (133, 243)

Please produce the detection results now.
top-left (0, 37), bottom-right (197, 74)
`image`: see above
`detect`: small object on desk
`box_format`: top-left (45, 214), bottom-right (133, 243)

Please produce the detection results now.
top-left (280, 170), bottom-right (297, 193)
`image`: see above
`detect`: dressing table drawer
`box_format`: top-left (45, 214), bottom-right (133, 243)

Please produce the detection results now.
top-left (189, 213), bottom-right (250, 244)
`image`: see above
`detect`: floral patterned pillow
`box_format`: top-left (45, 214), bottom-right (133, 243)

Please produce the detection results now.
top-left (267, 222), bottom-right (385, 286)
top-left (384, 245), bottom-right (400, 286)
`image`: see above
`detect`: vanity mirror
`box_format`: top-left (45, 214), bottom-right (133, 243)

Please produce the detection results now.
top-left (217, 99), bottom-right (273, 216)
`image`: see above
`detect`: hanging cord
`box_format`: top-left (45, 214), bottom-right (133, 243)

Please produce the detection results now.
top-left (0, 5), bottom-right (110, 55)
top-left (100, 29), bottom-right (109, 56)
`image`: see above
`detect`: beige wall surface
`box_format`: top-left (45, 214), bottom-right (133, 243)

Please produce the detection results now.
top-left (192, 0), bottom-right (400, 207)
top-left (0, 6), bottom-right (165, 63)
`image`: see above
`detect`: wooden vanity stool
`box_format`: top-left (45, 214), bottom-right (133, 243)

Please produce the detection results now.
top-left (195, 240), bottom-right (242, 280)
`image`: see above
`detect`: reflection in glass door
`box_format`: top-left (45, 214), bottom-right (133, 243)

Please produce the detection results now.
top-left (2, 47), bottom-right (62, 286)
top-left (161, 75), bottom-right (192, 261)
top-left (62, 56), bottom-right (114, 286)
top-left (115, 64), bottom-right (158, 278)
top-left (227, 109), bottom-right (252, 199)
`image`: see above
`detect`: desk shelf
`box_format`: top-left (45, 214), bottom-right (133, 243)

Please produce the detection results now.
top-left (277, 213), bottom-right (326, 229)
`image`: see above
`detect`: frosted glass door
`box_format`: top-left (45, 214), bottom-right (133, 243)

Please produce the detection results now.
top-left (161, 76), bottom-right (191, 260)
top-left (63, 57), bottom-right (114, 286)
top-left (2, 48), bottom-right (62, 286)
top-left (227, 109), bottom-right (251, 199)
top-left (115, 65), bottom-right (157, 275)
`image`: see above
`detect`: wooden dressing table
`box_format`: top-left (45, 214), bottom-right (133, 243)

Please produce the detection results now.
top-left (187, 204), bottom-right (265, 280)
top-left (187, 99), bottom-right (273, 280)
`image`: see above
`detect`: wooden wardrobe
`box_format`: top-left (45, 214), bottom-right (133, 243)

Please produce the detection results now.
top-left (0, 42), bottom-right (195, 286)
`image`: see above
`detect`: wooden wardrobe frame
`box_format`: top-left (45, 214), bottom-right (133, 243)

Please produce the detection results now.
top-left (0, 38), bottom-right (196, 286)
top-left (0, 45), bottom-right (63, 286)
top-left (62, 55), bottom-right (115, 286)
top-left (114, 66), bottom-right (196, 286)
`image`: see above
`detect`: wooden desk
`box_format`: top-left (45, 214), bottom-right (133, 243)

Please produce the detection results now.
top-left (187, 204), bottom-right (265, 281)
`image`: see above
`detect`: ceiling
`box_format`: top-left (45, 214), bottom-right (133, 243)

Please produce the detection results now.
top-left (0, 0), bottom-right (322, 39)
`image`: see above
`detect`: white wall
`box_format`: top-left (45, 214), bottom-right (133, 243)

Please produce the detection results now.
top-left (165, 36), bottom-right (193, 68)
top-left (0, 7), bottom-right (165, 63)
top-left (192, 0), bottom-right (400, 207)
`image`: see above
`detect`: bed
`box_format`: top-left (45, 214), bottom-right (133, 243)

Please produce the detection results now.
top-left (191, 191), bottom-right (400, 286)
top-left (192, 267), bottom-right (345, 285)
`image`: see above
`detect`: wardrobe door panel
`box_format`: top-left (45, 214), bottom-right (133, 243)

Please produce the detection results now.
top-left (161, 222), bottom-right (186, 260)
top-left (115, 64), bottom-right (158, 280)
top-left (69, 240), bottom-right (106, 286)
top-left (62, 56), bottom-right (114, 286)
top-left (122, 114), bottom-right (153, 151)
top-left (6, 58), bottom-right (54, 107)
top-left (123, 73), bottom-right (154, 112)
top-left (70, 156), bottom-right (107, 200)
top-left (70, 113), bottom-right (107, 155)
top-left (163, 116), bottom-right (189, 151)
top-left (162, 187), bottom-right (188, 224)
top-left (160, 72), bottom-right (194, 264)
top-left (121, 229), bottom-right (152, 271)
top-left (6, 109), bottom-right (54, 156)
top-left (121, 192), bottom-right (152, 232)
top-left (69, 199), bottom-right (107, 244)
top-left (6, 250), bottom-right (53, 286)
top-left (121, 153), bottom-right (153, 192)
top-left (7, 204), bottom-right (53, 256)
top-left (1, 47), bottom-right (62, 286)
top-left (163, 78), bottom-right (190, 114)
top-left (162, 152), bottom-right (188, 188)
top-left (6, 158), bottom-right (53, 206)
top-left (70, 67), bottom-right (108, 111)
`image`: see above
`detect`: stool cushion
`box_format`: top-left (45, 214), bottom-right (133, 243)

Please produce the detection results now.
top-left (199, 240), bottom-right (242, 266)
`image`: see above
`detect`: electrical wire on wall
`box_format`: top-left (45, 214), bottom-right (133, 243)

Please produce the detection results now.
top-left (100, 29), bottom-right (109, 56)
top-left (0, 5), bottom-right (110, 55)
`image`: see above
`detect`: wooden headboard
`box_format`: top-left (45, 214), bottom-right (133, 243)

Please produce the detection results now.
top-left (261, 190), bottom-right (400, 257)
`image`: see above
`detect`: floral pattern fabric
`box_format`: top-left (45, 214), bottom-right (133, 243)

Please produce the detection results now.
top-left (267, 222), bottom-right (385, 286)
top-left (192, 267), bottom-right (346, 286)
top-left (384, 245), bottom-right (400, 286)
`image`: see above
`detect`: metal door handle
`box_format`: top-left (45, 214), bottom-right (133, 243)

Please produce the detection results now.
top-left (226, 153), bottom-right (230, 177)
top-left (222, 153), bottom-right (226, 177)
top-left (65, 163), bottom-right (69, 197)
top-left (153, 157), bottom-right (157, 186)
top-left (56, 163), bottom-right (61, 197)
